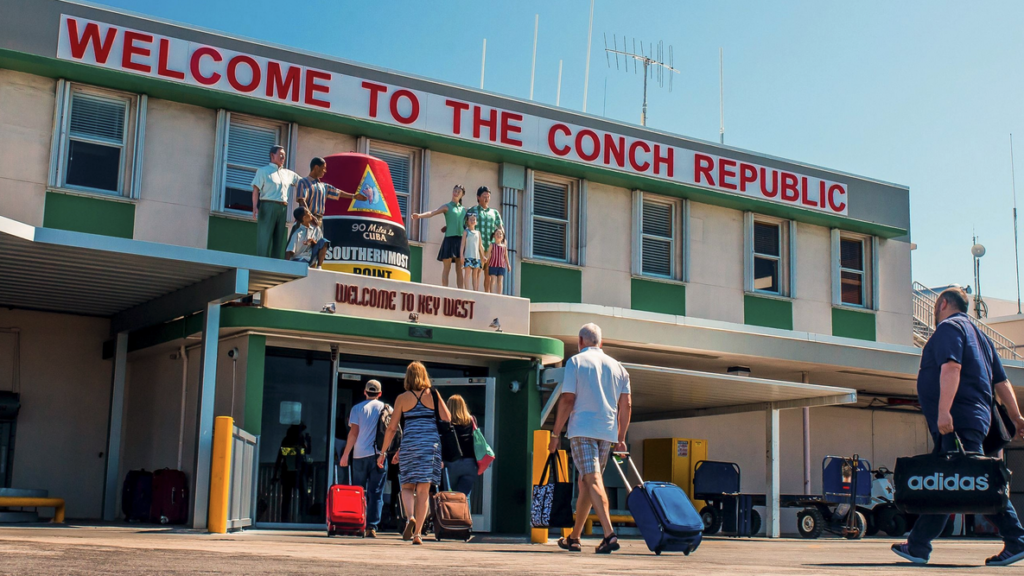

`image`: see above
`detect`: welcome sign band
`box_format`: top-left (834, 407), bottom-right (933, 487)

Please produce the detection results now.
top-left (57, 15), bottom-right (849, 216)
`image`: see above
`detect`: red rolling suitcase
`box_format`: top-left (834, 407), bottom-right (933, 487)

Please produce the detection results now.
top-left (327, 468), bottom-right (366, 537)
top-left (150, 468), bottom-right (189, 525)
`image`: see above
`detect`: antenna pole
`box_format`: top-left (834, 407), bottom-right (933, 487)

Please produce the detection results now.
top-left (529, 15), bottom-right (538, 100)
top-left (582, 0), bottom-right (594, 112)
top-left (480, 38), bottom-right (487, 90)
top-left (641, 60), bottom-right (648, 126)
top-left (719, 47), bottom-right (725, 145)
top-left (556, 59), bottom-right (563, 106)
top-left (1013, 133), bottom-right (1022, 314)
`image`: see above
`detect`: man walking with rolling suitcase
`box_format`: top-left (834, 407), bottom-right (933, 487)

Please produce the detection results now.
top-left (549, 323), bottom-right (631, 554)
top-left (892, 287), bottom-right (1024, 566)
top-left (340, 380), bottom-right (389, 538)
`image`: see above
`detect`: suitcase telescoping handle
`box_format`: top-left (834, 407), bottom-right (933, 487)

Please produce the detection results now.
top-left (610, 452), bottom-right (643, 494)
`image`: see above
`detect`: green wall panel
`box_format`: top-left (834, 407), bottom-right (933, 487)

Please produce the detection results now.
top-left (207, 215), bottom-right (257, 256)
top-left (493, 360), bottom-right (538, 535)
top-left (743, 294), bottom-right (793, 330)
top-left (520, 262), bottom-right (582, 303)
top-left (409, 244), bottom-right (423, 283)
top-left (243, 335), bottom-right (267, 435)
top-left (832, 307), bottom-right (877, 341)
top-left (43, 192), bottom-right (135, 239)
top-left (631, 278), bottom-right (686, 316)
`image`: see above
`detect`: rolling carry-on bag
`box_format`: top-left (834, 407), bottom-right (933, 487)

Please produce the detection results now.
top-left (150, 468), bottom-right (189, 525)
top-left (327, 467), bottom-right (367, 537)
top-left (122, 469), bottom-right (153, 522)
top-left (611, 453), bottom-right (703, 556)
top-left (431, 471), bottom-right (473, 541)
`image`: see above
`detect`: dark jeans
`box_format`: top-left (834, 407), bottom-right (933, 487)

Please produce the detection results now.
top-left (352, 455), bottom-right (387, 529)
top-left (445, 457), bottom-right (477, 498)
top-left (907, 428), bottom-right (1024, 557)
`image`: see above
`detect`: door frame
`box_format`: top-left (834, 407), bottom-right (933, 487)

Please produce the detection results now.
top-left (432, 377), bottom-right (495, 533)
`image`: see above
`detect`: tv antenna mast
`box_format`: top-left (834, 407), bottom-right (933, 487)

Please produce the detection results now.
top-left (604, 34), bottom-right (679, 126)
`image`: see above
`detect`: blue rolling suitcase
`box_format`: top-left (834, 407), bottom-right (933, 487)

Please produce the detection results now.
top-left (612, 454), bottom-right (703, 556)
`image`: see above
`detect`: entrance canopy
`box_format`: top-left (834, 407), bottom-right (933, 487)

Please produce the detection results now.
top-left (540, 364), bottom-right (857, 425)
top-left (0, 215), bottom-right (306, 331)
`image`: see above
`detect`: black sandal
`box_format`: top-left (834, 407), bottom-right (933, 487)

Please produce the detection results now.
top-left (595, 533), bottom-right (620, 554)
top-left (557, 536), bottom-right (582, 552)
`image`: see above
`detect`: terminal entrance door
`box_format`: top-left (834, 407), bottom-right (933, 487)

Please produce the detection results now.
top-left (331, 369), bottom-right (495, 532)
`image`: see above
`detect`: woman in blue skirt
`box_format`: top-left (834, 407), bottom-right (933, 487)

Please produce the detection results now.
top-left (378, 361), bottom-right (450, 544)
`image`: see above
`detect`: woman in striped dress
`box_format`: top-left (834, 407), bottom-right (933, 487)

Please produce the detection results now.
top-left (378, 361), bottom-right (450, 545)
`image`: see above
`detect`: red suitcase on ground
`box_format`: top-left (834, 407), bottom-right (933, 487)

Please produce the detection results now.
top-left (327, 468), bottom-right (366, 537)
top-left (150, 468), bottom-right (189, 525)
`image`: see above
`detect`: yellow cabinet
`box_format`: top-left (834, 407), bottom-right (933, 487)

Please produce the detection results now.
top-left (642, 438), bottom-right (708, 503)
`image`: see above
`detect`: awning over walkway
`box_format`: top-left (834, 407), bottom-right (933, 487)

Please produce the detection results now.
top-left (0, 215), bottom-right (306, 330)
top-left (621, 364), bottom-right (857, 422)
top-left (540, 364), bottom-right (856, 425)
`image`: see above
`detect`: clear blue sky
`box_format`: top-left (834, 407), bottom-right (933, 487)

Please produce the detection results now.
top-left (97, 0), bottom-right (1024, 303)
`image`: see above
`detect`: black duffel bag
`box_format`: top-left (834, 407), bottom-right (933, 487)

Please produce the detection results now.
top-left (894, 435), bottom-right (1011, 516)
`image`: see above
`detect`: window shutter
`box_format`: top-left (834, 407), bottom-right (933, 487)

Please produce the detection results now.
top-left (641, 200), bottom-right (673, 277)
top-left (226, 122), bottom-right (277, 190)
top-left (372, 149), bottom-right (412, 219)
top-left (69, 93), bottom-right (126, 143)
top-left (533, 181), bottom-right (568, 260)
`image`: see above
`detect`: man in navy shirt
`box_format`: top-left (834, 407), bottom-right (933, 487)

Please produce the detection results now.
top-left (893, 287), bottom-right (1024, 566)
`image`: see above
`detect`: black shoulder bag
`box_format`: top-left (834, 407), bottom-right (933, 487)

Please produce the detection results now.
top-left (894, 433), bottom-right (1011, 515)
top-left (432, 388), bottom-right (463, 462)
top-left (966, 322), bottom-right (1017, 455)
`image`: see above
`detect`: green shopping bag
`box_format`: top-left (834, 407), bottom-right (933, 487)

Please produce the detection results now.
top-left (473, 424), bottom-right (495, 474)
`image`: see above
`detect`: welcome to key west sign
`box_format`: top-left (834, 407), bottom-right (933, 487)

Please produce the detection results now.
top-left (57, 15), bottom-right (849, 216)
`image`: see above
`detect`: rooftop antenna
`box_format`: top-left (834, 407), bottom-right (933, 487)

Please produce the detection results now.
top-left (1012, 133), bottom-right (1022, 314)
top-left (529, 15), bottom-right (538, 100)
top-left (719, 48), bottom-right (725, 145)
top-left (972, 234), bottom-right (988, 319)
top-left (480, 38), bottom-right (487, 89)
top-left (604, 34), bottom-right (679, 126)
top-left (556, 59), bottom-right (563, 106)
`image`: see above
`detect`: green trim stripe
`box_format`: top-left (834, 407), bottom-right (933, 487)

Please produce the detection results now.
top-left (744, 294), bottom-right (794, 330)
top-left (43, 191), bottom-right (135, 239)
top-left (832, 307), bottom-right (877, 341)
top-left (409, 244), bottom-right (423, 283)
top-left (631, 277), bottom-right (686, 316)
top-left (244, 335), bottom-right (267, 435)
top-left (0, 49), bottom-right (907, 239)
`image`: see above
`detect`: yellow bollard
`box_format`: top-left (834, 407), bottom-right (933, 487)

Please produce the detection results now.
top-left (207, 416), bottom-right (233, 534)
top-left (531, 430), bottom-right (572, 543)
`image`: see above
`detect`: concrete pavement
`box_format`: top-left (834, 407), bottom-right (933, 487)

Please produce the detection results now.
top-left (0, 525), bottom-right (1016, 575)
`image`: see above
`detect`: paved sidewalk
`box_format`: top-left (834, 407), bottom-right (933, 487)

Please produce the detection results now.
top-left (0, 525), bottom-right (1015, 575)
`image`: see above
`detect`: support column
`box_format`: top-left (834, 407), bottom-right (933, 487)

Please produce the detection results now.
top-left (102, 331), bottom-right (129, 521)
top-left (765, 404), bottom-right (780, 538)
top-left (191, 302), bottom-right (222, 529)
top-left (802, 372), bottom-right (811, 495)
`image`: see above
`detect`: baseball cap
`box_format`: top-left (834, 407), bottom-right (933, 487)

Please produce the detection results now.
top-left (365, 380), bottom-right (382, 394)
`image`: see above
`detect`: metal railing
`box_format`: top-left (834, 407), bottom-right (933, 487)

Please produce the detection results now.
top-left (912, 282), bottom-right (1021, 361)
top-left (227, 426), bottom-right (258, 530)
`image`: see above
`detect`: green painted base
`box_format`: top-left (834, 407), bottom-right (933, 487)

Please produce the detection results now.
top-left (744, 294), bottom-right (793, 330)
top-left (43, 191), bottom-right (135, 239)
top-left (521, 262), bottom-right (582, 303)
top-left (832, 307), bottom-right (876, 341)
top-left (207, 215), bottom-right (257, 255)
top-left (631, 277), bottom-right (686, 316)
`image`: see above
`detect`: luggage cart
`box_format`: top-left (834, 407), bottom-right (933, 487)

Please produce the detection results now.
top-left (693, 455), bottom-right (871, 539)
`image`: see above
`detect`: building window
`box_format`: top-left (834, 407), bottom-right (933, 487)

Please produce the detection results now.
top-left (367, 141), bottom-right (423, 239)
top-left (840, 237), bottom-right (867, 306)
top-left (525, 172), bottom-right (583, 265)
top-left (632, 191), bottom-right (685, 280)
top-left (50, 82), bottom-right (144, 198)
top-left (213, 112), bottom-right (291, 216)
top-left (745, 214), bottom-right (792, 297)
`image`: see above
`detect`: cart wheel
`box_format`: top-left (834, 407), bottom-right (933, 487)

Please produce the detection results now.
top-left (435, 533), bottom-right (442, 542)
top-left (845, 512), bottom-right (867, 540)
top-left (700, 506), bottom-right (723, 535)
top-left (750, 510), bottom-right (762, 536)
top-left (797, 508), bottom-right (824, 539)
top-left (865, 509), bottom-right (880, 537)
top-left (655, 550), bottom-right (662, 556)
top-left (878, 506), bottom-right (907, 537)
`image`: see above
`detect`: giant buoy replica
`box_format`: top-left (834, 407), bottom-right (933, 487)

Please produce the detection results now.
top-left (319, 153), bottom-right (411, 281)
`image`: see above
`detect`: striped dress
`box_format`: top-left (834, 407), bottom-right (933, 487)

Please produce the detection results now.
top-left (398, 391), bottom-right (442, 486)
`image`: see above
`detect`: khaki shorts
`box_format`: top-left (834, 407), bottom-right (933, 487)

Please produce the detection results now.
top-left (570, 436), bottom-right (613, 476)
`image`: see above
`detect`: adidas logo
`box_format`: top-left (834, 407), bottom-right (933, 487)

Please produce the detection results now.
top-left (907, 473), bottom-right (989, 491)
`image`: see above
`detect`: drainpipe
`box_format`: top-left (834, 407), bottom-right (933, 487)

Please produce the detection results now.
top-left (802, 372), bottom-right (811, 494)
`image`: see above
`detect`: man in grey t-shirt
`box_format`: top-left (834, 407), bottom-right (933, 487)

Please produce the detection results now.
top-left (339, 380), bottom-right (387, 537)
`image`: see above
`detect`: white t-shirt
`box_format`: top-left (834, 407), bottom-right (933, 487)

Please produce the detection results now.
top-left (251, 163), bottom-right (300, 203)
top-left (348, 399), bottom-right (385, 459)
top-left (562, 347), bottom-right (631, 444)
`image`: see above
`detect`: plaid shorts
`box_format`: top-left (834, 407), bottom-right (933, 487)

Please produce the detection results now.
top-left (570, 436), bottom-right (613, 476)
